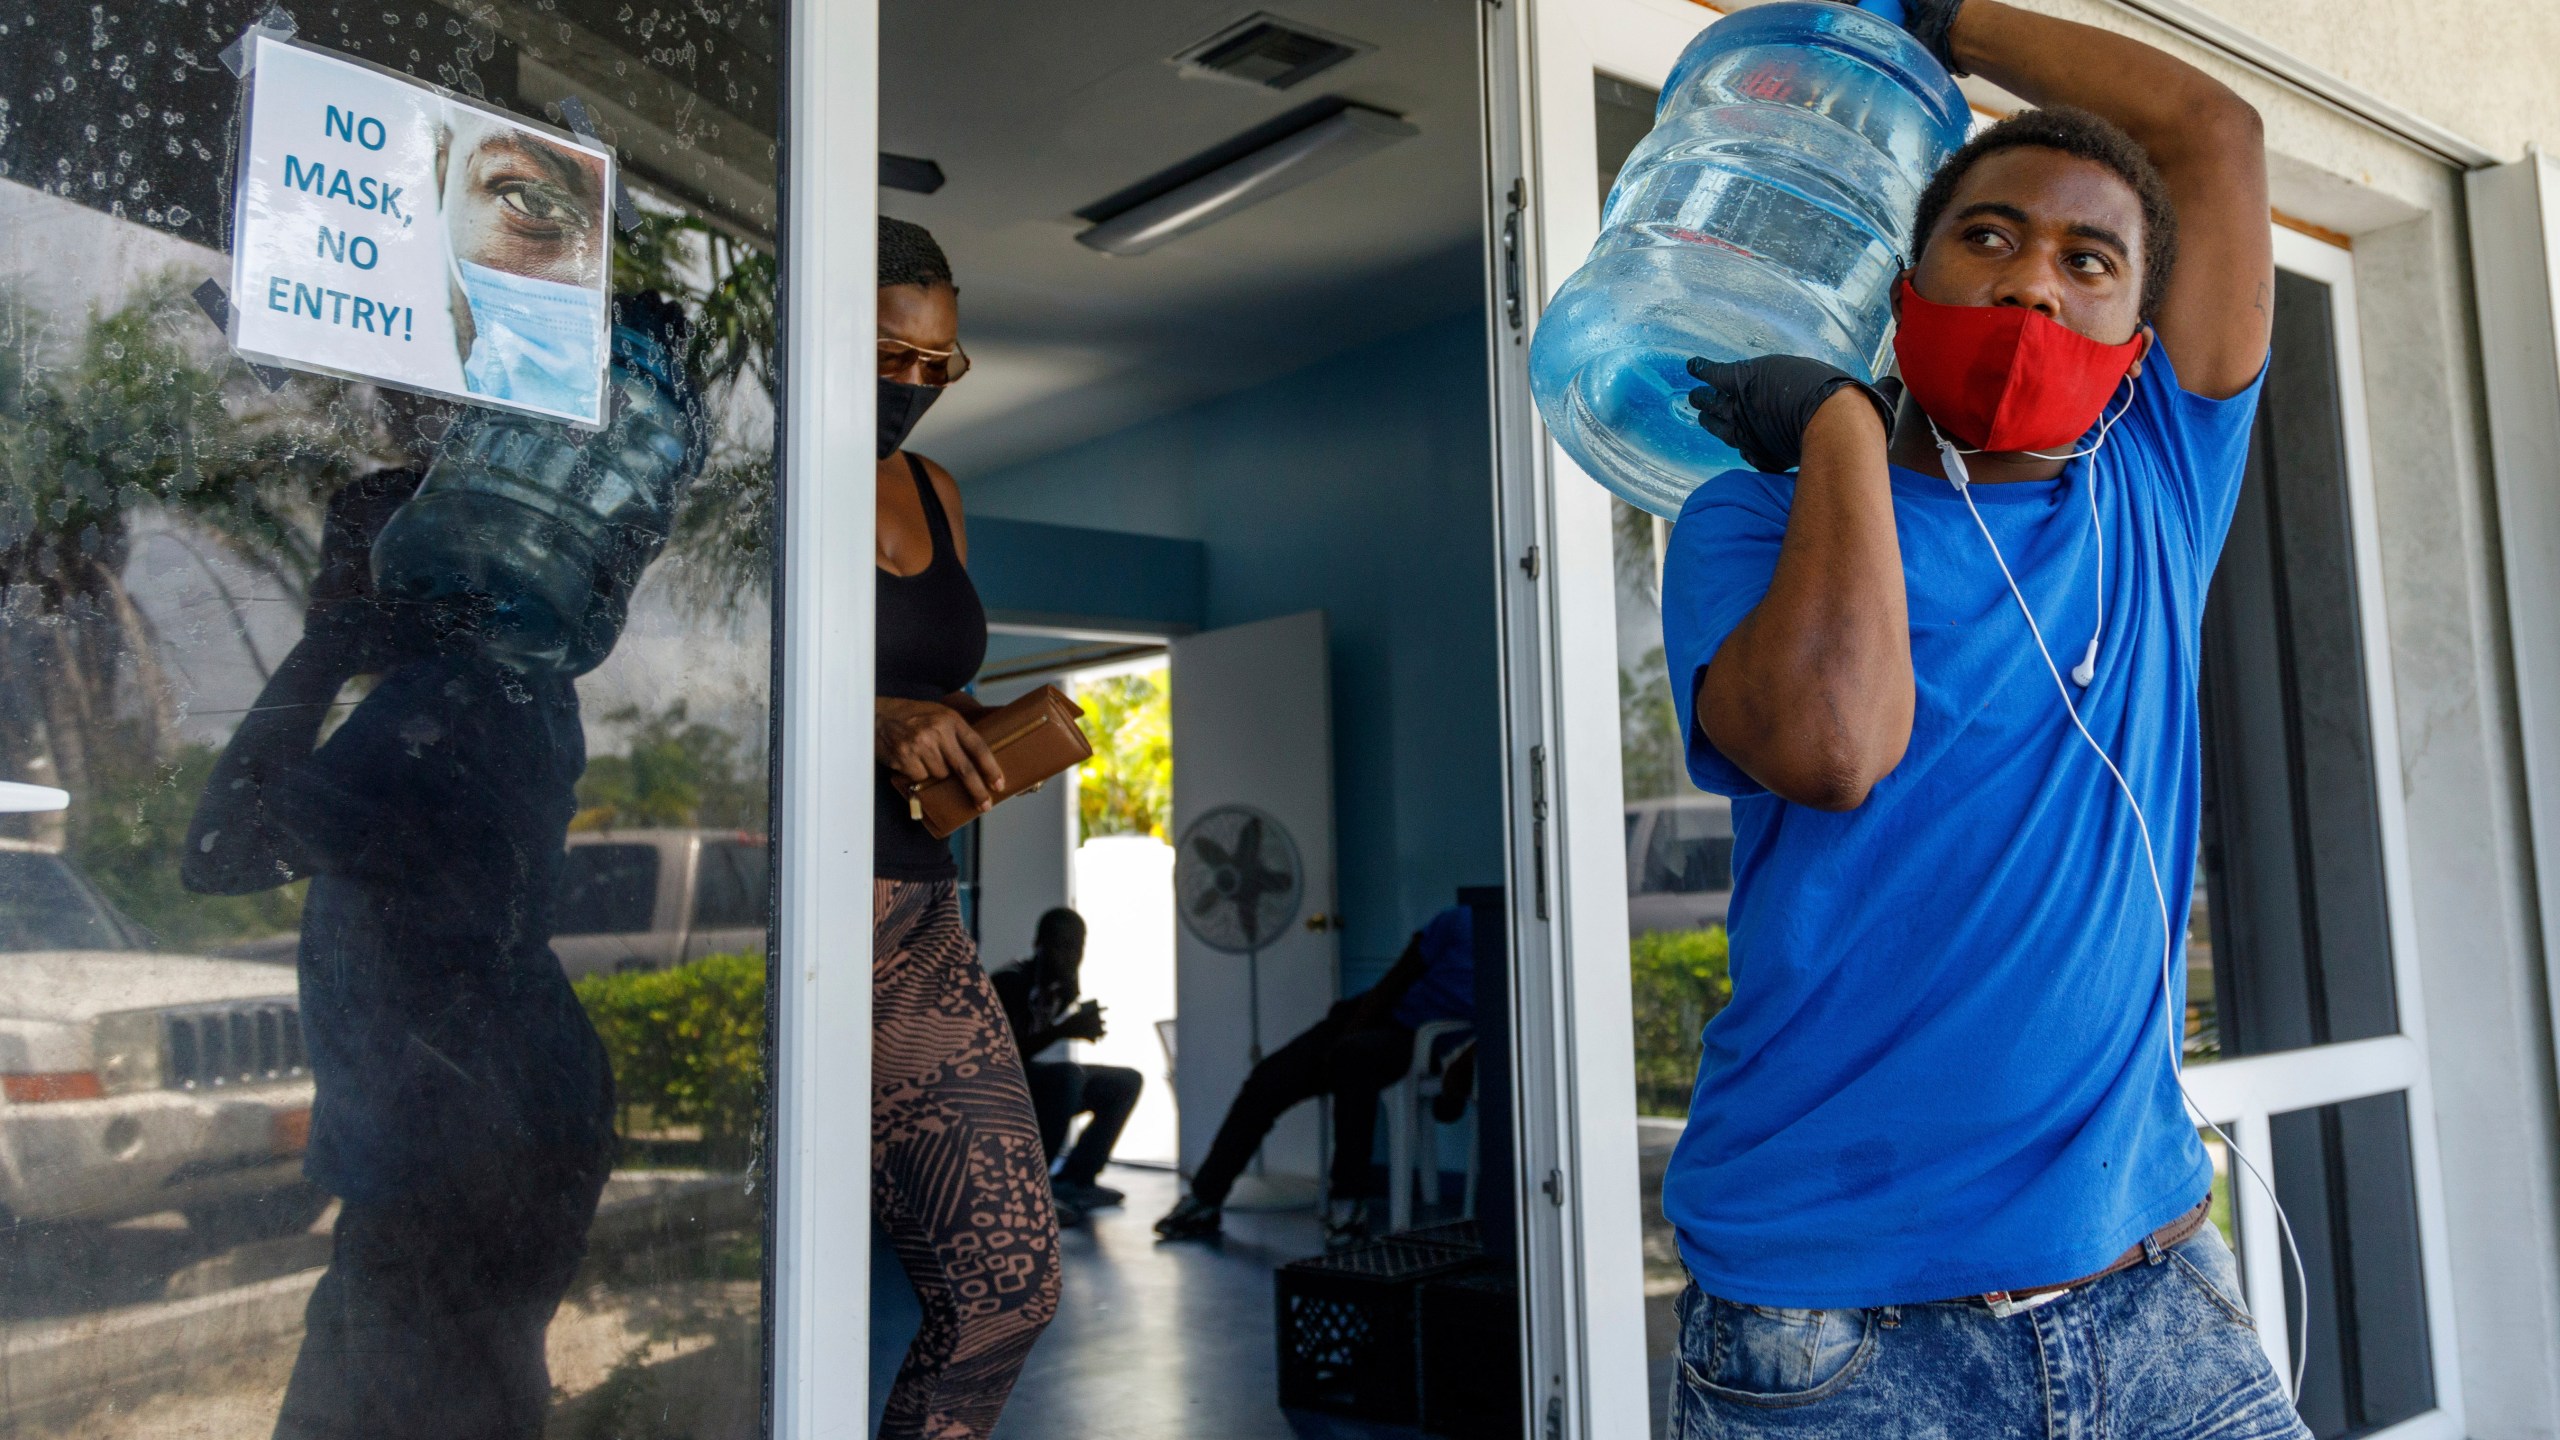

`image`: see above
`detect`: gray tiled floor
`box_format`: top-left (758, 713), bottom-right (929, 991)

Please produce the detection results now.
top-left (873, 1165), bottom-right (1426, 1440)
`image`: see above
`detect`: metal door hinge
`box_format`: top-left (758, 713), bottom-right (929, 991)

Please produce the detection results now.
top-left (1518, 543), bottom-right (1539, 579)
top-left (1544, 1394), bottom-right (1564, 1440)
top-left (1541, 1166), bottom-right (1563, 1207)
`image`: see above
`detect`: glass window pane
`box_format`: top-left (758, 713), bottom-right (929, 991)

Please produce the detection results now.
top-left (2191, 267), bottom-right (2396, 1061)
top-left (2273, 1091), bottom-right (2435, 1437)
top-left (1, 0), bottom-right (777, 1431)
top-left (558, 843), bottom-right (664, 935)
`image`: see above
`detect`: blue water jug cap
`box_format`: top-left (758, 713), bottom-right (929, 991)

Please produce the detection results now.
top-left (1854, 0), bottom-right (1911, 24)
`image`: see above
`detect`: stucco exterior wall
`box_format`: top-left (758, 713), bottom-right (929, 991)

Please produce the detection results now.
top-left (2172, 0), bottom-right (2560, 166)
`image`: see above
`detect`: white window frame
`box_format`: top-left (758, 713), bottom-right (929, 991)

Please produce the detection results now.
top-left (2176, 225), bottom-right (2466, 1436)
top-left (771, 0), bottom-right (880, 1432)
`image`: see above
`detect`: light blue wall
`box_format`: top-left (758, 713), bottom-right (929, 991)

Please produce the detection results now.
top-left (966, 312), bottom-right (1505, 984)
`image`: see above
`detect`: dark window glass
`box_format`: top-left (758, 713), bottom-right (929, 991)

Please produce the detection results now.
top-left (557, 844), bottom-right (661, 935)
top-left (2274, 1091), bottom-right (2435, 1437)
top-left (690, 838), bottom-right (767, 930)
top-left (2193, 268), bottom-right (2396, 1060)
top-left (1639, 808), bottom-right (1733, 896)
top-left (0, 849), bottom-right (136, 951)
top-left (1596, 75), bottom-right (1659, 206)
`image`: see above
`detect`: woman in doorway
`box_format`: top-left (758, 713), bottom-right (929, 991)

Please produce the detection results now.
top-left (870, 215), bottom-right (1060, 1440)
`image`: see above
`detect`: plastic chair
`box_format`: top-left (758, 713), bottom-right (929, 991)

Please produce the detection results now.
top-left (1384, 1019), bottom-right (1478, 1232)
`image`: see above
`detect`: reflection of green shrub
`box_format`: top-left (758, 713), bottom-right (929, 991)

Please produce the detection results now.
top-left (575, 952), bottom-right (766, 1168)
top-left (1630, 928), bottom-right (1731, 1117)
top-left (78, 740), bottom-right (305, 948)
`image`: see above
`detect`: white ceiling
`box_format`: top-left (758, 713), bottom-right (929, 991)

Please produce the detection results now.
top-left (881, 0), bottom-right (1487, 477)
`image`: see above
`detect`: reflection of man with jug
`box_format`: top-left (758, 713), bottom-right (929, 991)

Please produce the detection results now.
top-left (437, 109), bottom-right (611, 418)
top-left (185, 295), bottom-right (704, 1440)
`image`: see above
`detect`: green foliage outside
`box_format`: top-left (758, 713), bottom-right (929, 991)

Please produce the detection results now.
top-left (575, 699), bottom-right (768, 834)
top-left (1630, 926), bottom-right (1732, 1116)
top-left (1074, 669), bottom-right (1170, 841)
top-left (575, 951), bottom-right (767, 1169)
top-left (77, 740), bottom-right (305, 948)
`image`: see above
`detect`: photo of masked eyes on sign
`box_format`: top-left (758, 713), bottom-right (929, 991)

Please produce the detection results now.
top-left (227, 31), bottom-right (613, 426)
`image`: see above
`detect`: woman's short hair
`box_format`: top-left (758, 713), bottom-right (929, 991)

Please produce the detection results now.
top-left (880, 216), bottom-right (953, 290)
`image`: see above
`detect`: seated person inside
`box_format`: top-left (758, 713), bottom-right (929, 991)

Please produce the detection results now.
top-left (1155, 904), bottom-right (1476, 1246)
top-left (991, 908), bottom-right (1143, 1219)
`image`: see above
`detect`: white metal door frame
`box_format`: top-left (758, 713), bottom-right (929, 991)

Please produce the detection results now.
top-left (772, 0), bottom-right (880, 1431)
top-left (1495, 3), bottom-right (1724, 1437)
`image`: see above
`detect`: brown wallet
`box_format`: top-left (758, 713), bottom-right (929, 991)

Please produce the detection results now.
top-left (903, 685), bottom-right (1094, 840)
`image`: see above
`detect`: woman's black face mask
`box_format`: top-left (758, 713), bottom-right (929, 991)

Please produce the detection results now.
top-left (878, 378), bottom-right (941, 459)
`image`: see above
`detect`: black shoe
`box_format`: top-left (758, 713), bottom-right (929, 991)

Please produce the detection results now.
top-left (1054, 1180), bottom-right (1125, 1211)
top-left (1153, 1196), bottom-right (1223, 1241)
top-left (1053, 1194), bottom-right (1090, 1228)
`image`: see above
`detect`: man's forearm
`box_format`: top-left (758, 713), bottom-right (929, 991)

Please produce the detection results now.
top-left (1698, 392), bottom-right (1911, 811)
top-left (1950, 0), bottom-right (2253, 159)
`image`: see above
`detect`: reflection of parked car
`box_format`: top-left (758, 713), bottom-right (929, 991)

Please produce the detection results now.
top-left (1625, 795), bottom-right (1733, 936)
top-left (551, 828), bottom-right (768, 979)
top-left (0, 840), bottom-right (321, 1241)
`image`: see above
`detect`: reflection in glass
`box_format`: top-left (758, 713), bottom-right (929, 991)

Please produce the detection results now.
top-left (2272, 1092), bottom-right (2434, 1438)
top-left (2, 1), bottom-right (777, 1432)
top-left (2190, 269), bottom-right (2395, 1064)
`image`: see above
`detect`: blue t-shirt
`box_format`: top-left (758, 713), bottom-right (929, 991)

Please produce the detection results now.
top-left (1391, 905), bottom-right (1475, 1030)
top-left (1658, 344), bottom-right (2265, 1308)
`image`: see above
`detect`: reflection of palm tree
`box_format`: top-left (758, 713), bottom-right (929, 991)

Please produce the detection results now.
top-left (612, 214), bottom-right (777, 620)
top-left (0, 275), bottom-right (359, 805)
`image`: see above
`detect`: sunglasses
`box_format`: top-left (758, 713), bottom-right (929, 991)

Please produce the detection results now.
top-left (877, 338), bottom-right (971, 388)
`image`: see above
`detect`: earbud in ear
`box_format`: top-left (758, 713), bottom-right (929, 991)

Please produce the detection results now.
top-left (2071, 638), bottom-right (2098, 688)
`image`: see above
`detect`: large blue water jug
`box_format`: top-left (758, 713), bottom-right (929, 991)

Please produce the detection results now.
top-left (1529, 1), bottom-right (1969, 517)
top-left (370, 295), bottom-right (708, 676)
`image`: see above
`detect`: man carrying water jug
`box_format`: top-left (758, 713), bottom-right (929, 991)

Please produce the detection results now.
top-left (1659, 0), bottom-right (2300, 1433)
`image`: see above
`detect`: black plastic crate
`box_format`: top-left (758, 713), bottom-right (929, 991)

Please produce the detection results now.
top-left (1420, 1261), bottom-right (1525, 1438)
top-left (1275, 1235), bottom-right (1479, 1422)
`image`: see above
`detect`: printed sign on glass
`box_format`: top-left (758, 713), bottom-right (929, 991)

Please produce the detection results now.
top-left (228, 34), bottom-right (614, 425)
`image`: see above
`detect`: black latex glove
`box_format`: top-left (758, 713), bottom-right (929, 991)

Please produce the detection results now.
top-left (1817, 0), bottom-right (1967, 76)
top-left (1686, 356), bottom-right (1896, 475)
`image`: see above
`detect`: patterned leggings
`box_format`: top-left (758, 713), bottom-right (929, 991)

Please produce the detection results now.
top-left (873, 878), bottom-right (1061, 1440)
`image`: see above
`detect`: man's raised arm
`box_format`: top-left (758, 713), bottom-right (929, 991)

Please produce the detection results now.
top-left (1949, 1), bottom-right (2272, 397)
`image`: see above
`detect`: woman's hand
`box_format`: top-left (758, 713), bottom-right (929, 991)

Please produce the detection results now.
top-left (876, 696), bottom-right (1004, 810)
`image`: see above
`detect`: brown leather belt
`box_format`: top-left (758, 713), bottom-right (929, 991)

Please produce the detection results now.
top-left (1971, 1198), bottom-right (2213, 1317)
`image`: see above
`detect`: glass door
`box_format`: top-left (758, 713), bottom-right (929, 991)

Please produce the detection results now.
top-left (1495, 2), bottom-right (1731, 1437)
top-left (0, 0), bottom-right (789, 1434)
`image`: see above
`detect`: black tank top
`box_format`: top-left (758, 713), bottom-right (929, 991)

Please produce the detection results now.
top-left (876, 452), bottom-right (988, 880)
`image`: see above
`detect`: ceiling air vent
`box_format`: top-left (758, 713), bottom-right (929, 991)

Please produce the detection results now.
top-left (1173, 14), bottom-right (1368, 91)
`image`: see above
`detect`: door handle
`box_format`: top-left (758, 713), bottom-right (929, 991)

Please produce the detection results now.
top-left (1502, 178), bottom-right (1526, 331)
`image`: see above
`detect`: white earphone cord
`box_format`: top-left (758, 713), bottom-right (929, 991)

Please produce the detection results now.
top-left (1942, 435), bottom-right (2311, 1401)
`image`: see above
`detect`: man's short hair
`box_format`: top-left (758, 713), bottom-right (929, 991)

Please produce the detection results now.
top-left (1908, 106), bottom-right (2179, 320)
top-left (1035, 907), bottom-right (1086, 953)
top-left (880, 215), bottom-right (953, 290)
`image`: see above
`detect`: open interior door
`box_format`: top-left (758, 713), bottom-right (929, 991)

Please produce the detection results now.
top-left (1167, 610), bottom-right (1341, 1204)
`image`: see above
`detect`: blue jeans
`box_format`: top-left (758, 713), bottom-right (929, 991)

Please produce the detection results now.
top-left (1670, 1226), bottom-right (2311, 1439)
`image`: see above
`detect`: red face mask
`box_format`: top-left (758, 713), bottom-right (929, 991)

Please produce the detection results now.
top-left (1890, 278), bottom-right (2147, 453)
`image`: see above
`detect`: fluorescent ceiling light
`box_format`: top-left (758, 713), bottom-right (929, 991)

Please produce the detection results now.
top-left (1076, 105), bottom-right (1416, 258)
